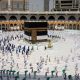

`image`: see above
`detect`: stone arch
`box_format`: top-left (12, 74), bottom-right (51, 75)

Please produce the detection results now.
top-left (77, 24), bottom-right (79, 30)
top-left (48, 16), bottom-right (55, 20)
top-left (61, 24), bottom-right (64, 26)
top-left (73, 24), bottom-right (76, 30)
top-left (14, 24), bottom-right (17, 26)
top-left (39, 16), bottom-right (46, 20)
top-left (20, 16), bottom-right (27, 21)
top-left (58, 16), bottom-right (65, 21)
top-left (2, 24), bottom-right (5, 30)
top-left (10, 24), bottom-right (13, 27)
top-left (68, 16), bottom-right (76, 21)
top-left (9, 16), bottom-right (17, 20)
top-left (30, 16), bottom-right (36, 20)
top-left (69, 24), bottom-right (73, 29)
top-left (0, 16), bottom-right (6, 21)
top-left (58, 24), bottom-right (60, 27)
top-left (2, 24), bottom-right (5, 26)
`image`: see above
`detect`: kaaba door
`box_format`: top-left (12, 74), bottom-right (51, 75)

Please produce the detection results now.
top-left (31, 30), bottom-right (37, 43)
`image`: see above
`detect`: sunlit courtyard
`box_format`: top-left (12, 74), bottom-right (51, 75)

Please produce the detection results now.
top-left (0, 29), bottom-right (80, 80)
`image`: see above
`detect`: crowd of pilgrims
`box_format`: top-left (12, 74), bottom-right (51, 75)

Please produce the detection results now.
top-left (0, 31), bottom-right (34, 80)
top-left (0, 30), bottom-right (79, 80)
top-left (0, 32), bottom-right (31, 56)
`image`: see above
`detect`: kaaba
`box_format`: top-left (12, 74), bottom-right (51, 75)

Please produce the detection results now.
top-left (24, 21), bottom-right (48, 43)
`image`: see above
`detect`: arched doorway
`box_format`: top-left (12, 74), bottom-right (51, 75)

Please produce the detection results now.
top-left (20, 16), bottom-right (27, 21)
top-left (39, 16), bottom-right (46, 20)
top-left (30, 16), bottom-right (36, 20)
top-left (0, 16), bottom-right (6, 21)
top-left (9, 16), bottom-right (17, 21)
top-left (48, 16), bottom-right (55, 21)
top-left (69, 24), bottom-right (73, 29)
top-left (58, 16), bottom-right (65, 21)
top-left (68, 16), bottom-right (76, 21)
top-left (77, 25), bottom-right (79, 30)
top-left (10, 24), bottom-right (13, 27)
top-left (73, 24), bottom-right (76, 30)
top-left (2, 24), bottom-right (5, 30)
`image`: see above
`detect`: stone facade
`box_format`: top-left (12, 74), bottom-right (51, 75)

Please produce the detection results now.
top-left (0, 0), bottom-right (29, 11)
